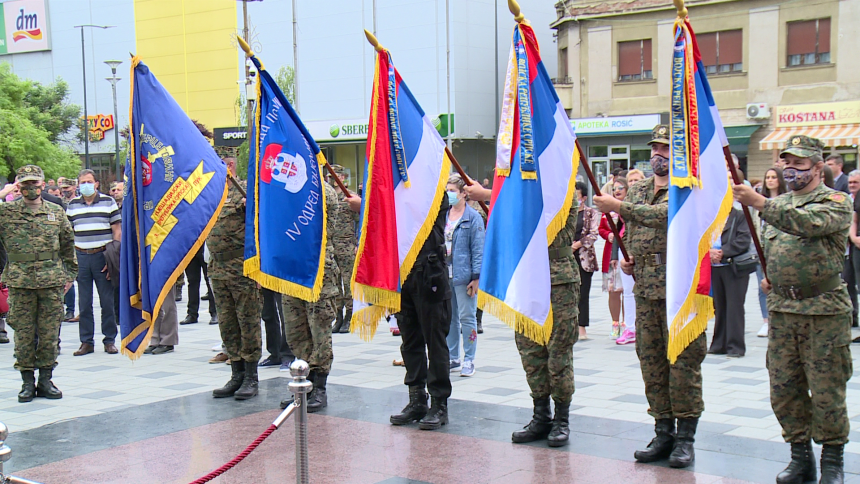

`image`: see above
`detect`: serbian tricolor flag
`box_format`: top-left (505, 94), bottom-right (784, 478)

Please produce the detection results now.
top-left (243, 42), bottom-right (327, 301)
top-left (350, 41), bottom-right (450, 339)
top-left (478, 19), bottom-right (579, 344)
top-left (666, 17), bottom-right (733, 363)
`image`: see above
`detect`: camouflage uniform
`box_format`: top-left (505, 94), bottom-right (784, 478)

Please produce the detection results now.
top-left (207, 180), bottom-right (262, 364)
top-left (762, 136), bottom-right (852, 446)
top-left (620, 173), bottom-right (706, 420)
top-left (0, 166), bottom-right (77, 373)
top-left (515, 200), bottom-right (581, 405)
top-left (329, 168), bottom-right (358, 322)
top-left (283, 182), bottom-right (340, 374)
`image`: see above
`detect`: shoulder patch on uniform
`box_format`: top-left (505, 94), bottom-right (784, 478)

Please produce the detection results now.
top-left (829, 192), bottom-right (846, 203)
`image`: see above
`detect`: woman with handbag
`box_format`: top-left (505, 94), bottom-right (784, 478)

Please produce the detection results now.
top-left (598, 178), bottom-right (628, 339)
top-left (708, 206), bottom-right (753, 357)
top-left (572, 182), bottom-right (600, 340)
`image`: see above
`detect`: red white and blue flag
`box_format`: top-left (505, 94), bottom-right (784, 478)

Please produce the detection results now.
top-left (478, 20), bottom-right (579, 344)
top-left (350, 47), bottom-right (450, 339)
top-left (666, 17), bottom-right (733, 363)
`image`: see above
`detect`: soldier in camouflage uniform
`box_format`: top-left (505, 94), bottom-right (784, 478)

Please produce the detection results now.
top-left (0, 165), bottom-right (77, 403)
top-left (209, 158), bottom-right (263, 401)
top-left (594, 125), bottom-right (705, 468)
top-left (328, 164), bottom-right (358, 334)
top-left (281, 181), bottom-right (340, 412)
top-left (511, 199), bottom-right (581, 448)
top-left (733, 135), bottom-right (852, 484)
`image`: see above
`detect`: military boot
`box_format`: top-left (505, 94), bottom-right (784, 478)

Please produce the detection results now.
top-left (18, 371), bottom-right (36, 403)
top-left (547, 402), bottom-right (570, 447)
top-left (668, 417), bottom-right (698, 468)
top-left (418, 397), bottom-right (448, 430)
top-left (512, 397), bottom-right (553, 443)
top-left (820, 444), bottom-right (844, 484)
top-left (339, 308), bottom-right (352, 333)
top-left (332, 311), bottom-right (345, 333)
top-left (36, 368), bottom-right (62, 399)
top-left (234, 361), bottom-right (259, 400)
top-left (307, 373), bottom-right (328, 412)
top-left (776, 441), bottom-right (816, 484)
top-left (213, 360), bottom-right (245, 398)
top-left (634, 418), bottom-right (676, 462)
top-left (390, 386), bottom-right (429, 425)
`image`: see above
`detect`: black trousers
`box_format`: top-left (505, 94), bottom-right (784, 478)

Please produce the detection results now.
top-left (574, 256), bottom-right (592, 327)
top-left (844, 253), bottom-right (857, 325)
top-left (262, 288), bottom-right (293, 361)
top-left (399, 258), bottom-right (453, 400)
top-left (185, 247), bottom-right (216, 319)
top-left (709, 265), bottom-right (750, 356)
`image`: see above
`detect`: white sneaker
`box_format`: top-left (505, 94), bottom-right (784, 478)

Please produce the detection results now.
top-left (460, 361), bottom-right (475, 377)
top-left (212, 343), bottom-right (224, 352)
top-left (757, 324), bottom-right (768, 338)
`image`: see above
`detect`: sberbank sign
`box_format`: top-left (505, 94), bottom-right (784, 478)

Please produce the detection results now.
top-left (306, 119), bottom-right (371, 141)
top-left (329, 123), bottom-right (368, 138)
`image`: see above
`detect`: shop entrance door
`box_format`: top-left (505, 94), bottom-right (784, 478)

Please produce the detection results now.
top-left (591, 159), bottom-right (610, 191)
top-left (609, 145), bottom-right (630, 172)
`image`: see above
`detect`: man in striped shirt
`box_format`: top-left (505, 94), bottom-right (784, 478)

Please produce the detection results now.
top-left (66, 170), bottom-right (121, 356)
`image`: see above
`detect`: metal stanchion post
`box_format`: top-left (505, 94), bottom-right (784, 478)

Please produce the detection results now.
top-left (0, 421), bottom-right (9, 477)
top-left (288, 360), bottom-right (312, 484)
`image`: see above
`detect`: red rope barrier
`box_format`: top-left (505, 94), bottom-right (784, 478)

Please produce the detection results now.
top-left (188, 424), bottom-right (278, 484)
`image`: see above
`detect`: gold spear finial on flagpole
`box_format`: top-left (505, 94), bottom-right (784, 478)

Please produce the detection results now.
top-left (673, 0), bottom-right (688, 19)
top-left (508, 0), bottom-right (525, 23)
top-left (364, 30), bottom-right (384, 52)
top-left (237, 35), bottom-right (253, 57)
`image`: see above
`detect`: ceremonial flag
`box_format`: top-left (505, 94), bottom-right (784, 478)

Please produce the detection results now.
top-left (666, 17), bottom-right (733, 363)
top-left (478, 19), bottom-right (579, 344)
top-left (120, 57), bottom-right (228, 358)
top-left (242, 42), bottom-right (327, 301)
top-left (351, 40), bottom-right (450, 339)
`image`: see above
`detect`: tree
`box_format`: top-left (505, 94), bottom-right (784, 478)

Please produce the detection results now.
top-left (0, 64), bottom-right (81, 180)
top-left (275, 65), bottom-right (296, 106)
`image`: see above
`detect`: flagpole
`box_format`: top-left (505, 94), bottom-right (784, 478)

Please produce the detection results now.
top-left (575, 140), bottom-right (630, 262)
top-left (445, 146), bottom-right (489, 215)
top-left (324, 163), bottom-right (352, 197)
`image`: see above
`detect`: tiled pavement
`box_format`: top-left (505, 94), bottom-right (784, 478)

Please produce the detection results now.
top-left (1, 271), bottom-right (860, 456)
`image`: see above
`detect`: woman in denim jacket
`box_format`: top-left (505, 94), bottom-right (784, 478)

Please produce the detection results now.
top-left (445, 175), bottom-right (485, 377)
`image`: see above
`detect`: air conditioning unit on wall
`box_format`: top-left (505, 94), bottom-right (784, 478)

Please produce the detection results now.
top-left (746, 103), bottom-right (770, 120)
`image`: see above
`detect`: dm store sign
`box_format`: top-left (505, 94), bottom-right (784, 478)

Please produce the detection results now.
top-left (0, 0), bottom-right (50, 55)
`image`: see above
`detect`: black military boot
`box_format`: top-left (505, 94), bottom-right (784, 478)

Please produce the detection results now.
top-left (234, 361), bottom-right (259, 400)
top-left (776, 441), bottom-right (816, 484)
top-left (280, 372), bottom-right (314, 409)
top-left (512, 397), bottom-right (553, 443)
top-left (18, 371), bottom-right (36, 403)
top-left (390, 386), bottom-right (429, 425)
top-left (634, 418), bottom-right (676, 462)
top-left (339, 308), bottom-right (352, 333)
top-left (36, 368), bottom-right (62, 399)
top-left (820, 444), bottom-right (844, 484)
top-left (306, 373), bottom-right (328, 412)
top-left (332, 311), bottom-right (344, 333)
top-left (668, 417), bottom-right (698, 468)
top-left (418, 397), bottom-right (448, 430)
top-left (547, 402), bottom-right (570, 447)
top-left (213, 360), bottom-right (245, 398)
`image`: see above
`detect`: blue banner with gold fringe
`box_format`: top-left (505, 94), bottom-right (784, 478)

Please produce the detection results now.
top-left (120, 57), bottom-right (228, 359)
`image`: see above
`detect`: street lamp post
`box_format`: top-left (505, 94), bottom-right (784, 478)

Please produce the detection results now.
top-left (105, 60), bottom-right (122, 182)
top-left (74, 24), bottom-right (114, 170)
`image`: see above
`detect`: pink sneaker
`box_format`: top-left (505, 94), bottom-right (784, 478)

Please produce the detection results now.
top-left (616, 329), bottom-right (636, 345)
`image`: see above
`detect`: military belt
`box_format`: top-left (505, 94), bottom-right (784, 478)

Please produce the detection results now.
top-left (211, 249), bottom-right (244, 261)
top-left (644, 253), bottom-right (666, 266)
top-left (773, 276), bottom-right (842, 301)
top-left (548, 246), bottom-right (573, 260)
top-left (76, 246), bottom-right (106, 254)
top-left (6, 251), bottom-right (59, 262)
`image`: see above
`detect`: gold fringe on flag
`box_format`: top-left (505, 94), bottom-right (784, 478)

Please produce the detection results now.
top-left (478, 290), bottom-right (553, 345)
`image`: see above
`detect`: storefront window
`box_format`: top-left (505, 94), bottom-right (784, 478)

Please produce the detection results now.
top-left (589, 146), bottom-right (608, 158)
top-left (631, 146), bottom-right (652, 175)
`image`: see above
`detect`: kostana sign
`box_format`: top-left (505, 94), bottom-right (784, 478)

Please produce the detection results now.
top-left (0, 0), bottom-right (51, 55)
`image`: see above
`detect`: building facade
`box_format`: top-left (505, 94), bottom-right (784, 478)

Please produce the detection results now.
top-left (552, 0), bottom-right (860, 183)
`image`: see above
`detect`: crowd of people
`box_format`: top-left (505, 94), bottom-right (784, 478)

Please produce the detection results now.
top-left (0, 125), bottom-right (855, 482)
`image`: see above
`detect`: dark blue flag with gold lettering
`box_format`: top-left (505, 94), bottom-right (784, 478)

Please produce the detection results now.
top-left (120, 57), bottom-right (228, 359)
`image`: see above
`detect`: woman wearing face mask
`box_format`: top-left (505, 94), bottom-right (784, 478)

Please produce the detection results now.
top-left (598, 178), bottom-right (628, 339)
top-left (444, 175), bottom-right (485, 377)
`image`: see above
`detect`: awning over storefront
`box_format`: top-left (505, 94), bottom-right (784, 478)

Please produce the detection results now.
top-left (724, 125), bottom-right (760, 147)
top-left (759, 124), bottom-right (860, 151)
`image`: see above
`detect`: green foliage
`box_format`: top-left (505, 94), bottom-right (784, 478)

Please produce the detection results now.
top-left (236, 140), bottom-right (249, 179)
top-left (274, 66), bottom-right (296, 106)
top-left (0, 63), bottom-right (83, 180)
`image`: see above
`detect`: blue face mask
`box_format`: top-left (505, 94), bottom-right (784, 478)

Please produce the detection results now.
top-left (79, 182), bottom-right (96, 197)
top-left (447, 191), bottom-right (460, 206)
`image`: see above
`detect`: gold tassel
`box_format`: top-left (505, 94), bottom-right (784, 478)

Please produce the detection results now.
top-left (478, 291), bottom-right (553, 345)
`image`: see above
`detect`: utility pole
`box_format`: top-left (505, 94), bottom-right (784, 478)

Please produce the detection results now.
top-left (243, 0), bottom-right (253, 142)
top-left (292, 0), bottom-right (299, 113)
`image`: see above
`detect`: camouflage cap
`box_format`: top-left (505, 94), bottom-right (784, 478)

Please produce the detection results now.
top-left (780, 135), bottom-right (825, 159)
top-left (648, 124), bottom-right (670, 145)
top-left (330, 164), bottom-right (346, 176)
top-left (59, 179), bottom-right (77, 188)
top-left (16, 165), bottom-right (44, 183)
